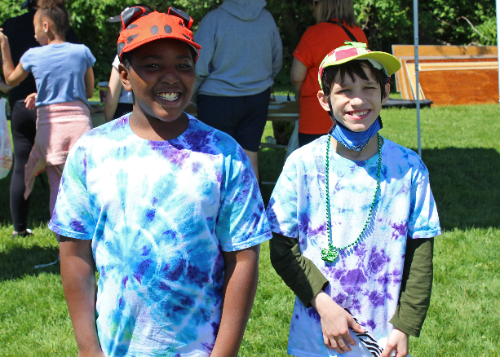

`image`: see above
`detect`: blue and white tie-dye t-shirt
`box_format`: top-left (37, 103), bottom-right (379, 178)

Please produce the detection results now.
top-left (49, 114), bottom-right (271, 357)
top-left (266, 135), bottom-right (441, 357)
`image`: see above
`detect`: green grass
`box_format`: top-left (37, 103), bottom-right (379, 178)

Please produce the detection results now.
top-left (1, 104), bottom-right (499, 356)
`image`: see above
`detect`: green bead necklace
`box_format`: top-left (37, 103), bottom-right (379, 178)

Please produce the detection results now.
top-left (321, 134), bottom-right (382, 263)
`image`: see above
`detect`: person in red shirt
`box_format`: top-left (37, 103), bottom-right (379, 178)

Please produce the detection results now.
top-left (291, 0), bottom-right (368, 147)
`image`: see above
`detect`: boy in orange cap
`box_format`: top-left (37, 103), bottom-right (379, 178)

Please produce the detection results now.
top-left (267, 42), bottom-right (441, 357)
top-left (50, 6), bottom-right (271, 356)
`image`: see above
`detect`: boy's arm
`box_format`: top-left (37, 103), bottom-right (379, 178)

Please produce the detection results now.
top-left (211, 245), bottom-right (260, 357)
top-left (59, 236), bottom-right (104, 357)
top-left (382, 237), bottom-right (433, 357)
top-left (389, 237), bottom-right (434, 337)
top-left (269, 232), bottom-right (328, 306)
top-left (270, 233), bottom-right (364, 353)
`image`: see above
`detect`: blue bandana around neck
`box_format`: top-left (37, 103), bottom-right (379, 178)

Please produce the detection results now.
top-left (329, 116), bottom-right (383, 152)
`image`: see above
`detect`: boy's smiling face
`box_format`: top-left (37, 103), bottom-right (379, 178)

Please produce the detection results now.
top-left (120, 38), bottom-right (195, 125)
top-left (318, 63), bottom-right (390, 133)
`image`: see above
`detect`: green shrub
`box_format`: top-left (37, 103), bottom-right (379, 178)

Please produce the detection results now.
top-left (1, 0), bottom-right (496, 86)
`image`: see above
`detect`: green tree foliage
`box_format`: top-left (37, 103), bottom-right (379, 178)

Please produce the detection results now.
top-left (0, 0), bottom-right (497, 85)
top-left (353, 0), bottom-right (497, 49)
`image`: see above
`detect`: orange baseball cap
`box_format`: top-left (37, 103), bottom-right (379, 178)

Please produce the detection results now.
top-left (117, 6), bottom-right (201, 62)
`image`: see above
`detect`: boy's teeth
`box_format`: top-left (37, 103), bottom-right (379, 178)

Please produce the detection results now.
top-left (158, 92), bottom-right (180, 101)
top-left (352, 110), bottom-right (369, 116)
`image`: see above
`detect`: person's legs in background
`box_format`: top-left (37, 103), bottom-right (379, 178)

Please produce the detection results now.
top-left (242, 150), bottom-right (259, 180)
top-left (197, 88), bottom-right (271, 181)
top-left (45, 164), bottom-right (64, 242)
top-left (10, 100), bottom-right (37, 237)
top-left (298, 132), bottom-right (324, 147)
top-left (232, 88), bottom-right (271, 181)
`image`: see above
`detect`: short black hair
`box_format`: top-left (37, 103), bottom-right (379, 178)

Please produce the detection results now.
top-left (121, 51), bottom-right (133, 69)
top-left (321, 60), bottom-right (389, 101)
top-left (120, 45), bottom-right (198, 69)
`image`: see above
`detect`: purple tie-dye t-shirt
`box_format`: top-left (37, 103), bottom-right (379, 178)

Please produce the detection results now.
top-left (49, 114), bottom-right (271, 357)
top-left (266, 135), bottom-right (441, 357)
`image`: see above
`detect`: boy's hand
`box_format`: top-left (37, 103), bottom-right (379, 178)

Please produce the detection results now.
top-left (311, 291), bottom-right (365, 354)
top-left (380, 328), bottom-right (408, 357)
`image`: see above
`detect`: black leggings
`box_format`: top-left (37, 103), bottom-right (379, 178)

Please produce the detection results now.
top-left (298, 132), bottom-right (324, 147)
top-left (10, 100), bottom-right (37, 232)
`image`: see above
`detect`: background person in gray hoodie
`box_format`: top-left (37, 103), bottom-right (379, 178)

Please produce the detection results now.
top-left (194, 0), bottom-right (282, 181)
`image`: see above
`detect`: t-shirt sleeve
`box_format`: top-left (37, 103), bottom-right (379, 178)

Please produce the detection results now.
top-left (19, 48), bottom-right (35, 73)
top-left (48, 138), bottom-right (96, 240)
top-left (266, 156), bottom-right (300, 238)
top-left (407, 160), bottom-right (442, 239)
top-left (293, 28), bottom-right (315, 68)
top-left (216, 146), bottom-right (272, 251)
top-left (84, 46), bottom-right (96, 68)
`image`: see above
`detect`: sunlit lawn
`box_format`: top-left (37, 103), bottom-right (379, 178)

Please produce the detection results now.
top-left (1, 104), bottom-right (499, 356)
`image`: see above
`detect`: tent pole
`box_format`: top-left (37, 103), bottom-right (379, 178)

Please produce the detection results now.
top-left (497, 0), bottom-right (500, 108)
top-left (414, 0), bottom-right (421, 157)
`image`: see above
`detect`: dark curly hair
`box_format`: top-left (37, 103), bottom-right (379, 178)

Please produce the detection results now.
top-left (321, 60), bottom-right (389, 101)
top-left (38, 0), bottom-right (70, 39)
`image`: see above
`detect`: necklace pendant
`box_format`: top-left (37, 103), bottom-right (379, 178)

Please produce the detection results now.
top-left (321, 246), bottom-right (339, 263)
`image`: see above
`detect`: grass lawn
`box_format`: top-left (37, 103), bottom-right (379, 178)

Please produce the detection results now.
top-left (1, 104), bottom-right (499, 356)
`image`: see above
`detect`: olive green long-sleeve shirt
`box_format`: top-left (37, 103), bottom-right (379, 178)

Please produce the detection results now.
top-left (270, 233), bottom-right (433, 337)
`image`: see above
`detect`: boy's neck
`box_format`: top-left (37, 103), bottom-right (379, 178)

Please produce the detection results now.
top-left (331, 134), bottom-right (381, 161)
top-left (129, 111), bottom-right (189, 141)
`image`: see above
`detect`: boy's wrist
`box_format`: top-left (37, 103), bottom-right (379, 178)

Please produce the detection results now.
top-left (78, 344), bottom-right (104, 357)
top-left (311, 290), bottom-right (335, 315)
top-left (389, 312), bottom-right (421, 337)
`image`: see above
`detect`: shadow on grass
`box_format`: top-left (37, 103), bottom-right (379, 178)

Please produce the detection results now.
top-left (422, 147), bottom-right (500, 230)
top-left (0, 245), bottom-right (60, 281)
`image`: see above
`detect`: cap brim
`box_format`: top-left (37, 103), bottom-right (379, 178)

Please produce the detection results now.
top-left (106, 15), bottom-right (122, 23)
top-left (329, 52), bottom-right (401, 76)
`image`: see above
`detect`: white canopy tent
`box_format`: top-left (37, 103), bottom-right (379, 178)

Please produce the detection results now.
top-left (413, 0), bottom-right (500, 157)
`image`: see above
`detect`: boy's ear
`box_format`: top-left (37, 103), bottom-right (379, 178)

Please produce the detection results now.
top-left (118, 63), bottom-right (133, 92)
top-left (382, 82), bottom-right (390, 105)
top-left (317, 90), bottom-right (331, 113)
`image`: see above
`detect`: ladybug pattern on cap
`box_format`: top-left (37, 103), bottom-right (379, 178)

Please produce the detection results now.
top-left (117, 7), bottom-right (201, 61)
